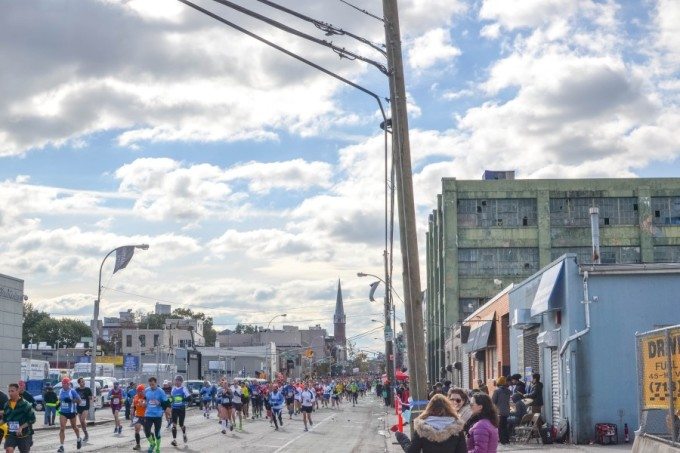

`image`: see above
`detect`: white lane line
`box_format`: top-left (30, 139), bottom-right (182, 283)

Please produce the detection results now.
top-left (273, 413), bottom-right (336, 453)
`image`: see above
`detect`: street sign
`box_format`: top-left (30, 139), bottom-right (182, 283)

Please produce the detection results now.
top-left (84, 350), bottom-right (92, 356)
top-left (96, 351), bottom-right (103, 356)
top-left (123, 354), bottom-right (139, 372)
top-left (385, 330), bottom-right (394, 341)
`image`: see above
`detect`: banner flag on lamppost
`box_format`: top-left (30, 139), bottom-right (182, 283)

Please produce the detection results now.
top-left (113, 246), bottom-right (135, 274)
top-left (368, 281), bottom-right (380, 302)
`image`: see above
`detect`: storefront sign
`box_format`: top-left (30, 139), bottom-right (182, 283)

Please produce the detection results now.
top-left (639, 327), bottom-right (680, 410)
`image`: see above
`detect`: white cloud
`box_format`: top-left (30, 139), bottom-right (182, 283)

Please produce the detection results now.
top-left (222, 159), bottom-right (333, 194)
top-left (408, 28), bottom-right (461, 70)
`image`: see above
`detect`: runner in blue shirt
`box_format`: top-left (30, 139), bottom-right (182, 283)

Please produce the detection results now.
top-left (143, 377), bottom-right (168, 453)
top-left (57, 378), bottom-right (82, 452)
top-left (169, 375), bottom-right (190, 447)
top-left (200, 380), bottom-right (213, 418)
top-left (268, 385), bottom-right (284, 431)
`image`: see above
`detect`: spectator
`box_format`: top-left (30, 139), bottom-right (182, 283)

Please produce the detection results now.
top-left (476, 379), bottom-right (489, 395)
top-left (492, 376), bottom-right (512, 444)
top-left (507, 393), bottom-right (527, 436)
top-left (522, 373), bottom-right (543, 416)
top-left (442, 380), bottom-right (452, 395)
top-left (447, 388), bottom-right (472, 423)
top-left (465, 393), bottom-right (499, 453)
top-left (395, 394), bottom-right (466, 453)
top-left (43, 385), bottom-right (58, 426)
top-left (428, 382), bottom-right (444, 400)
top-left (510, 374), bottom-right (525, 396)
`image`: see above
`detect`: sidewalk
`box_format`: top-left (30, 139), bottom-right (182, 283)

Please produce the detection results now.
top-left (382, 407), bottom-right (633, 453)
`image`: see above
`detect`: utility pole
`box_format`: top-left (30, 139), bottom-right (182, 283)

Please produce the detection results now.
top-left (382, 0), bottom-right (428, 407)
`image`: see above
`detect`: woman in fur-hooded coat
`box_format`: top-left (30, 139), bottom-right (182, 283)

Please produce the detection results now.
top-left (395, 394), bottom-right (467, 453)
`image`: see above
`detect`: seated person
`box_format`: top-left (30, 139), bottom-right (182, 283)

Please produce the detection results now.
top-left (507, 393), bottom-right (528, 435)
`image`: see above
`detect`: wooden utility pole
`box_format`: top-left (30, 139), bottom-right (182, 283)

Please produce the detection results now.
top-left (382, 0), bottom-right (428, 407)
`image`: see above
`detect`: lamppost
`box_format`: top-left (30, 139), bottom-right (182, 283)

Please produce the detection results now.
top-left (359, 272), bottom-right (399, 405)
top-left (89, 244), bottom-right (148, 422)
top-left (266, 313), bottom-right (287, 331)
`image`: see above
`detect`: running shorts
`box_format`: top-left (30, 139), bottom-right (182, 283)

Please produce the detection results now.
top-left (301, 406), bottom-right (313, 413)
top-left (61, 412), bottom-right (77, 420)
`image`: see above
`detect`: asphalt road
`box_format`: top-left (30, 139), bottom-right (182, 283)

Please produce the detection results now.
top-left (30, 395), bottom-right (390, 452)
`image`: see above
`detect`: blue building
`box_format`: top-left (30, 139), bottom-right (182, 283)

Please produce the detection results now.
top-left (509, 254), bottom-right (680, 443)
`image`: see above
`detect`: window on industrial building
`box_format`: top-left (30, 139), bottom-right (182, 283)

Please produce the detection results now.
top-left (651, 197), bottom-right (680, 225)
top-left (653, 246), bottom-right (680, 262)
top-left (126, 335), bottom-right (132, 348)
top-left (139, 335), bottom-right (146, 347)
top-left (153, 334), bottom-right (159, 347)
top-left (458, 248), bottom-right (539, 276)
top-left (550, 197), bottom-right (638, 226)
top-left (457, 198), bottom-right (537, 228)
top-left (550, 246), bottom-right (641, 264)
top-left (459, 298), bottom-right (487, 317)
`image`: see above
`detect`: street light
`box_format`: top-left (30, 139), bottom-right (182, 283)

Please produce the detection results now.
top-left (266, 314), bottom-right (287, 331)
top-left (359, 271), bottom-right (397, 406)
top-left (89, 244), bottom-right (148, 422)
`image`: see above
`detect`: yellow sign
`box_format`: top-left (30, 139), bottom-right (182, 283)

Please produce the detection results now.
top-left (98, 356), bottom-right (124, 366)
top-left (305, 349), bottom-right (314, 359)
top-left (639, 327), bottom-right (680, 410)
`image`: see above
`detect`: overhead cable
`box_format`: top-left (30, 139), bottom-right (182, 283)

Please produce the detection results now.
top-left (206, 0), bottom-right (389, 74)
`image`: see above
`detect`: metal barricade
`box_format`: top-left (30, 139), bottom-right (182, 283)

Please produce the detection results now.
top-left (635, 325), bottom-right (679, 447)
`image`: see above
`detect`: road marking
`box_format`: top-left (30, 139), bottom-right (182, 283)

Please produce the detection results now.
top-left (272, 414), bottom-right (335, 453)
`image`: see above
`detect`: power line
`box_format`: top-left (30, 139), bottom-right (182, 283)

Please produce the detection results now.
top-left (338, 0), bottom-right (384, 23)
top-left (253, 0), bottom-right (386, 56)
top-left (205, 0), bottom-right (388, 74)
top-left (176, 0), bottom-right (389, 122)
top-left (100, 285), bottom-right (379, 315)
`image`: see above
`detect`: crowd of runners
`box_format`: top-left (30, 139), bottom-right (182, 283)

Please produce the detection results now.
top-left (0, 375), bottom-right (376, 452)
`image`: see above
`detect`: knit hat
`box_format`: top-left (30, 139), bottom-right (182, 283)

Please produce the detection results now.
top-left (497, 376), bottom-right (507, 386)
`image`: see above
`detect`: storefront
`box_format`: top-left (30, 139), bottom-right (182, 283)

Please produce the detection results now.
top-left (509, 254), bottom-right (680, 443)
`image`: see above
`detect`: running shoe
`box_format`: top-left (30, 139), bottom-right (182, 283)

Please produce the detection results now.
top-left (171, 440), bottom-right (178, 447)
top-left (77, 438), bottom-right (82, 450)
top-left (230, 423), bottom-right (234, 432)
top-left (221, 429), bottom-right (226, 434)
top-left (57, 447), bottom-right (64, 453)
top-left (133, 445), bottom-right (141, 450)
top-left (83, 434), bottom-right (89, 442)
top-left (304, 428), bottom-right (308, 432)
top-left (183, 432), bottom-right (188, 444)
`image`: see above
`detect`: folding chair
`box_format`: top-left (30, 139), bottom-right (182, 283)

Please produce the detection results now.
top-left (514, 413), bottom-right (542, 443)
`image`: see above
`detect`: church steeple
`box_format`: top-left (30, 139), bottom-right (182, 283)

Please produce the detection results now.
top-left (334, 279), bottom-right (346, 324)
top-left (333, 279), bottom-right (346, 362)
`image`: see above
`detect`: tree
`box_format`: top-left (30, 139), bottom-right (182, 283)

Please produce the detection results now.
top-left (30, 317), bottom-right (90, 348)
top-left (170, 308), bottom-right (217, 347)
top-left (234, 323), bottom-right (260, 334)
top-left (22, 302), bottom-right (50, 345)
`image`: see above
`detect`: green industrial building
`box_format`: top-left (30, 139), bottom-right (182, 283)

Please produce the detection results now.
top-left (425, 175), bottom-right (680, 383)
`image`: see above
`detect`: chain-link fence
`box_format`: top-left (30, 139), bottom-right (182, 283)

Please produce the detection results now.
top-left (636, 325), bottom-right (679, 447)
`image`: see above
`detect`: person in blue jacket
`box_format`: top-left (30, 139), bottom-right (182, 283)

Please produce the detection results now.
top-left (268, 385), bottom-right (284, 431)
top-left (281, 382), bottom-right (295, 418)
top-left (143, 377), bottom-right (168, 453)
top-left (125, 382), bottom-right (137, 422)
top-left (200, 380), bottom-right (213, 418)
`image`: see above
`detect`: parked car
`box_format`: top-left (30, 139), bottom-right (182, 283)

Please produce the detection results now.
top-left (184, 380), bottom-right (204, 406)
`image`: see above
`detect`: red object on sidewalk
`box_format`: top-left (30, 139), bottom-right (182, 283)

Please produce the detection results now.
top-left (395, 395), bottom-right (404, 433)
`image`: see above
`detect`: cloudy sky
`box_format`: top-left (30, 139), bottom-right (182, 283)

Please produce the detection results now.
top-left (2, 0), bottom-right (679, 355)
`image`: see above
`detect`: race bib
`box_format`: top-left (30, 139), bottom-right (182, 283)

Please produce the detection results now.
top-left (132, 417), bottom-right (139, 424)
top-left (78, 400), bottom-right (87, 407)
top-left (148, 399), bottom-right (158, 407)
top-left (113, 398), bottom-right (120, 405)
top-left (8, 421), bottom-right (20, 433)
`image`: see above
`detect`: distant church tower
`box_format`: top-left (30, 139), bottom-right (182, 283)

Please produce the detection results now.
top-left (333, 279), bottom-right (347, 363)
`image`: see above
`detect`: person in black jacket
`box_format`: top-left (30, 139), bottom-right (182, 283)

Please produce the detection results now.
top-left (395, 394), bottom-right (466, 453)
top-left (42, 385), bottom-right (58, 426)
top-left (521, 373), bottom-right (544, 416)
